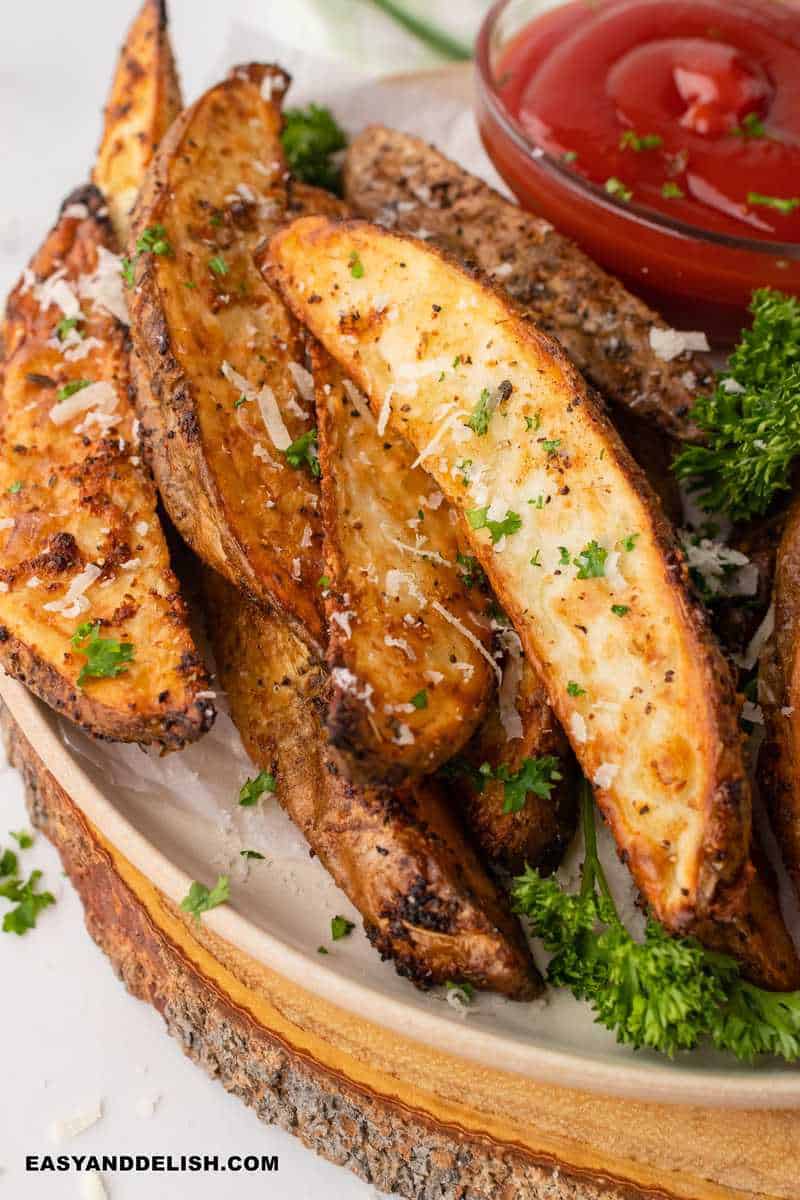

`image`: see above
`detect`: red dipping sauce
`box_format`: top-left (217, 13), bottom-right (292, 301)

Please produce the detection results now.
top-left (475, 0), bottom-right (800, 340)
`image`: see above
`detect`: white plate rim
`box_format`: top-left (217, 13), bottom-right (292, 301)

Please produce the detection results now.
top-left (3, 673), bottom-right (800, 1111)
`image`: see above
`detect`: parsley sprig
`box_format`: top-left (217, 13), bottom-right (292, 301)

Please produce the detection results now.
top-left (281, 104), bottom-right (347, 192)
top-left (512, 781), bottom-right (800, 1061)
top-left (673, 289), bottom-right (800, 521)
top-left (71, 622), bottom-right (134, 687)
top-left (444, 755), bottom-right (562, 814)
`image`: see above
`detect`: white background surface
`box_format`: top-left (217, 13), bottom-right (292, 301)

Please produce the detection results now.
top-left (0, 2), bottom-right (485, 1197)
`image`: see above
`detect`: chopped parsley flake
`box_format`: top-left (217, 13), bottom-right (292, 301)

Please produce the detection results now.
top-left (56, 316), bottom-right (81, 341)
top-left (240, 849), bottom-right (265, 861)
top-left (605, 177), bottom-right (632, 202)
top-left (281, 104), bottom-right (347, 192)
top-left (180, 875), bottom-right (230, 920)
top-left (0, 869), bottom-right (55, 935)
top-left (136, 224), bottom-right (172, 256)
top-left (410, 689), bottom-right (428, 710)
top-left (466, 506), bottom-right (522, 544)
top-left (529, 495), bottom-right (545, 509)
top-left (318, 574), bottom-right (331, 589)
top-left (348, 251), bottom-right (365, 278)
top-left (467, 388), bottom-right (493, 436)
top-left (575, 540), bottom-right (608, 579)
top-left (618, 533), bottom-right (639, 552)
top-left (661, 181), bottom-right (685, 199)
top-left (567, 681), bottom-right (586, 697)
top-left (56, 379), bottom-right (91, 401)
top-left (619, 130), bottom-right (663, 152)
top-left (121, 256), bottom-right (136, 287)
top-left (10, 831), bottom-right (33, 849)
top-left (747, 192), bottom-right (800, 215)
top-left (558, 546), bottom-right (571, 565)
top-left (530, 550), bottom-right (542, 567)
top-left (467, 756), bottom-right (563, 814)
top-left (445, 980), bottom-right (475, 1002)
top-left (542, 438), bottom-right (561, 456)
top-left (71, 622), bottom-right (134, 687)
top-left (208, 255), bottom-right (228, 276)
top-left (733, 113), bottom-right (767, 139)
top-left (233, 394), bottom-right (248, 409)
top-left (456, 552), bottom-right (486, 590)
top-left (331, 914), bottom-right (355, 940)
top-left (284, 427), bottom-right (321, 477)
top-left (7, 482), bottom-right (22, 494)
top-left (0, 849), bottom-right (18, 878)
top-left (238, 770), bottom-right (277, 807)
top-left (562, 150), bottom-right (578, 164)
top-left (611, 604), bottom-right (630, 617)
top-left (317, 945), bottom-right (329, 954)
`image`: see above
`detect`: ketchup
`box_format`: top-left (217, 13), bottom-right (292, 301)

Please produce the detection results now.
top-left (497, 0), bottom-right (800, 242)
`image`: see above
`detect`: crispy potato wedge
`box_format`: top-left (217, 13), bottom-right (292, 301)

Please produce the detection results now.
top-left (0, 186), bottom-right (214, 745)
top-left (129, 65), bottom-right (325, 647)
top-left (344, 126), bottom-right (712, 443)
top-left (760, 498), bottom-right (800, 900)
top-left (313, 343), bottom-right (493, 780)
top-left (266, 219), bottom-right (757, 947)
top-left (455, 651), bottom-right (577, 875)
top-left (203, 568), bottom-right (540, 999)
top-left (93, 0), bottom-right (183, 247)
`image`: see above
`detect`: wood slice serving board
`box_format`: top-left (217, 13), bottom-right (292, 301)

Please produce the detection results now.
top-left (1, 673), bottom-right (799, 1200)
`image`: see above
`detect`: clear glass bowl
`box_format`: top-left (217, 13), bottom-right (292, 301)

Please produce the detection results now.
top-left (474, 0), bottom-right (800, 342)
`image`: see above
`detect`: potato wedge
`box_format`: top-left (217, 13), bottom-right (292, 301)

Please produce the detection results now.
top-left (0, 186), bottom-right (214, 746)
top-left (203, 568), bottom-right (540, 1000)
top-left (93, 0), bottom-right (183, 247)
top-left (265, 218), bottom-right (754, 945)
top-left (760, 497), bottom-right (800, 900)
top-left (453, 651), bottom-right (577, 875)
top-left (344, 126), bottom-right (712, 443)
top-left (129, 65), bottom-right (325, 647)
top-left (312, 343), bottom-right (493, 780)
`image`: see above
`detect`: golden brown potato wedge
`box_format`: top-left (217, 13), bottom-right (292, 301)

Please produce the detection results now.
top-left (265, 218), bottom-right (756, 948)
top-left (203, 568), bottom-right (540, 999)
top-left (760, 497), bottom-right (800, 900)
top-left (0, 186), bottom-right (214, 746)
top-left (313, 343), bottom-right (493, 780)
top-left (129, 64), bottom-right (325, 647)
top-left (93, 0), bottom-right (183, 247)
top-left (453, 652), bottom-right (577, 876)
top-left (344, 126), bottom-right (712, 443)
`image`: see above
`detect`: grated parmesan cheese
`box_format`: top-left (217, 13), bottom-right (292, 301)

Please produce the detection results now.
top-left (569, 712), bottom-right (588, 744)
top-left (432, 600), bottom-right (501, 685)
top-left (736, 603), bottom-right (775, 672)
top-left (385, 569), bottom-right (427, 608)
top-left (50, 1100), bottom-right (103, 1143)
top-left (593, 763), bottom-right (619, 790)
top-left (392, 723), bottom-right (415, 746)
top-left (385, 635), bottom-right (416, 660)
top-left (680, 532), bottom-right (758, 598)
top-left (331, 667), bottom-right (375, 711)
top-left (330, 610), bottom-right (356, 639)
top-left (43, 563), bottom-right (101, 617)
top-left (50, 381), bottom-right (117, 427)
top-left (221, 362), bottom-right (292, 451)
top-left (33, 267), bottom-right (81, 319)
top-left (497, 628), bottom-right (524, 741)
top-left (649, 327), bottom-right (710, 362)
top-left (78, 246), bottom-right (129, 325)
top-left (79, 1173), bottom-right (108, 1200)
top-left (287, 361), bottom-right (315, 405)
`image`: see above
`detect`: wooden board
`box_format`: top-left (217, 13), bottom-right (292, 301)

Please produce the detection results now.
top-left (3, 702), bottom-right (799, 1200)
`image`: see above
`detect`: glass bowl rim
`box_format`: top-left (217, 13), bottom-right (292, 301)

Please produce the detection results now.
top-left (474, 0), bottom-right (800, 260)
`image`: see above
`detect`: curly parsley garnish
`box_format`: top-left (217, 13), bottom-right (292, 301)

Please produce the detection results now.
top-left (71, 622), bottom-right (134, 687)
top-left (238, 770), bottom-right (277, 807)
top-left (444, 755), bottom-right (562, 814)
top-left (673, 289), bottom-right (800, 521)
top-left (467, 506), bottom-right (522, 544)
top-left (512, 780), bottom-right (800, 1061)
top-left (284, 428), bottom-right (321, 477)
top-left (180, 875), bottom-right (230, 920)
top-left (281, 104), bottom-right (347, 192)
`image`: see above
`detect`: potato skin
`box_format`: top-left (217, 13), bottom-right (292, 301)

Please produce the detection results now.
top-left (761, 497), bottom-right (800, 902)
top-left (0, 186), bottom-right (214, 747)
top-left (203, 569), bottom-right (541, 1000)
top-left (93, 0), bottom-right (183, 247)
top-left (264, 217), bottom-right (797, 988)
top-left (129, 65), bottom-right (326, 649)
top-left (343, 126), bottom-right (713, 443)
